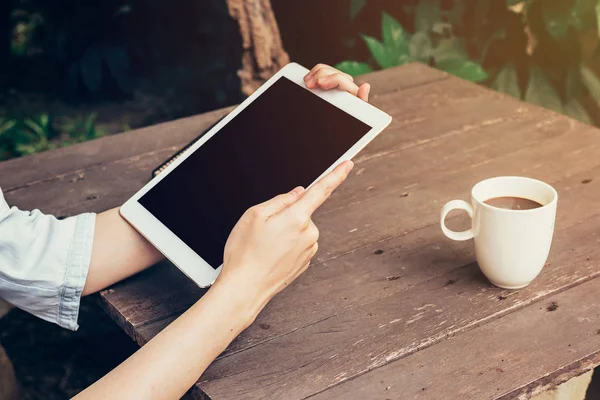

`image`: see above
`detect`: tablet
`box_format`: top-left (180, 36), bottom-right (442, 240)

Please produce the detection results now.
top-left (120, 63), bottom-right (392, 287)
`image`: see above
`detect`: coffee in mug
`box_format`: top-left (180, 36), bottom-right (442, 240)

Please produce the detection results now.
top-left (484, 197), bottom-right (542, 211)
top-left (440, 176), bottom-right (558, 289)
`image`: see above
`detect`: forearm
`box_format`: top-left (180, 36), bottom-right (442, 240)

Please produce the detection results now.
top-left (74, 280), bottom-right (257, 400)
top-left (83, 207), bottom-right (164, 295)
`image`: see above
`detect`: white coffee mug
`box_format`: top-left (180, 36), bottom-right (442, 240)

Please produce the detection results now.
top-left (440, 176), bottom-right (558, 289)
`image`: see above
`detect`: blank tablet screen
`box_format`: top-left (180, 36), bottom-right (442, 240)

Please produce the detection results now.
top-left (139, 76), bottom-right (371, 268)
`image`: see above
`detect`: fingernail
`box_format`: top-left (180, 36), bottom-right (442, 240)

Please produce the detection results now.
top-left (346, 161), bottom-right (354, 173)
top-left (292, 186), bottom-right (305, 196)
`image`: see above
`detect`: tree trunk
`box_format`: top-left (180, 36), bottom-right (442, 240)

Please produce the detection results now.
top-left (226, 0), bottom-right (290, 96)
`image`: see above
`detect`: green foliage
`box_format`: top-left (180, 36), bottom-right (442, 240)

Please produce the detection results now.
top-left (338, 0), bottom-right (600, 126)
top-left (436, 59), bottom-right (488, 82)
top-left (334, 61), bottom-right (373, 76)
top-left (0, 113), bottom-right (105, 161)
top-left (492, 64), bottom-right (521, 99)
top-left (337, 12), bottom-right (488, 82)
top-left (525, 66), bottom-right (564, 113)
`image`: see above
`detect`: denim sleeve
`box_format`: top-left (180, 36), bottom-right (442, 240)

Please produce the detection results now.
top-left (0, 189), bottom-right (96, 330)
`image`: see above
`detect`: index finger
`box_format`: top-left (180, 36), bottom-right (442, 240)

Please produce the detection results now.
top-left (292, 160), bottom-right (354, 216)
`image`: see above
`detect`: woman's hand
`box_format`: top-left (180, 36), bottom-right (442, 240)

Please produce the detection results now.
top-left (304, 64), bottom-right (371, 102)
top-left (215, 160), bottom-right (354, 323)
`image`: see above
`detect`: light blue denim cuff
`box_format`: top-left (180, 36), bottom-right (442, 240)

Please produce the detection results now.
top-left (56, 213), bottom-right (96, 330)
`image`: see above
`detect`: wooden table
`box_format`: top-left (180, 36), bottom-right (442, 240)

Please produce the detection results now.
top-left (4, 63), bottom-right (600, 399)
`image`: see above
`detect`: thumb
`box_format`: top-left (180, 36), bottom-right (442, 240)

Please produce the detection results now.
top-left (257, 186), bottom-right (305, 217)
top-left (357, 83), bottom-right (370, 102)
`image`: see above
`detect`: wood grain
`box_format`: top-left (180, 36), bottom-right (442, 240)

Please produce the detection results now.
top-left (0, 108), bottom-right (233, 193)
top-left (95, 73), bottom-right (596, 349)
top-left (129, 159), bottom-right (600, 353)
top-left (193, 204), bottom-right (600, 399)
top-left (95, 67), bottom-right (600, 356)
top-left (309, 276), bottom-right (600, 400)
top-left (4, 63), bottom-right (600, 400)
top-left (1, 65), bottom-right (452, 215)
top-left (356, 62), bottom-right (448, 96)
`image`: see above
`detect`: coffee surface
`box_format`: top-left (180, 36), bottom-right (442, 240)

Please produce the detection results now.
top-left (484, 196), bottom-right (543, 210)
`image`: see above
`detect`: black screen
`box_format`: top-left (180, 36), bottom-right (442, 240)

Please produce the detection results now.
top-left (140, 76), bottom-right (371, 268)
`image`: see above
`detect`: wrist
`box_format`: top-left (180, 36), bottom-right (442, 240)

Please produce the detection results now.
top-left (210, 273), bottom-right (270, 330)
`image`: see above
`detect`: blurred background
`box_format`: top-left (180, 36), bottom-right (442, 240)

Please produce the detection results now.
top-left (2, 0), bottom-right (600, 163)
top-left (2, 0), bottom-right (600, 398)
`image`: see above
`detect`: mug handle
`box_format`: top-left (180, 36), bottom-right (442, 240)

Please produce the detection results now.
top-left (440, 200), bottom-right (474, 241)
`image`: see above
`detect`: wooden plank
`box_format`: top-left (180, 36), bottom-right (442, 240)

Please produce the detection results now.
top-left (309, 277), bottom-right (600, 400)
top-left (4, 73), bottom-right (588, 218)
top-left (312, 131), bottom-right (600, 261)
top-left (357, 62), bottom-right (449, 96)
top-left (1, 75), bottom-right (474, 213)
top-left (338, 75), bottom-right (536, 160)
top-left (97, 260), bottom-right (207, 343)
top-left (97, 79), bottom-right (600, 349)
top-left (0, 108), bottom-right (233, 192)
top-left (135, 162), bottom-right (600, 353)
top-left (98, 106), bottom-right (590, 347)
top-left (195, 208), bottom-right (600, 399)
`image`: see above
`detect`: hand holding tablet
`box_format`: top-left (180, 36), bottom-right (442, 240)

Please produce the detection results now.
top-left (217, 160), bottom-right (354, 309)
top-left (121, 63), bottom-right (391, 287)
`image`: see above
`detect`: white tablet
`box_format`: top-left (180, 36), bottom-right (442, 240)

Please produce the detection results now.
top-left (120, 62), bottom-right (392, 287)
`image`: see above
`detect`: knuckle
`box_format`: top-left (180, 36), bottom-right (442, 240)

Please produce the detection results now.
top-left (316, 69), bottom-right (330, 79)
top-left (290, 211), bottom-right (307, 228)
top-left (312, 242), bottom-right (319, 255)
top-left (248, 206), bottom-right (265, 219)
top-left (308, 224), bottom-right (320, 242)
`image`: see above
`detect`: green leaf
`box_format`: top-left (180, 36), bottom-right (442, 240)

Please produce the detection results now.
top-left (362, 34), bottom-right (396, 69)
top-left (395, 54), bottom-right (412, 66)
top-left (415, 0), bottom-right (441, 32)
top-left (565, 99), bottom-right (592, 124)
top-left (572, 0), bottom-right (597, 31)
top-left (382, 12), bottom-right (408, 53)
top-left (492, 63), bottom-right (521, 98)
top-left (525, 67), bottom-right (564, 113)
top-left (597, 0), bottom-right (600, 38)
top-left (436, 59), bottom-right (489, 82)
top-left (0, 119), bottom-right (17, 136)
top-left (350, 0), bottom-right (367, 20)
top-left (432, 38), bottom-right (468, 63)
top-left (542, 1), bottom-right (571, 39)
top-left (409, 31), bottom-right (432, 62)
top-left (581, 64), bottom-right (600, 104)
top-left (40, 113), bottom-right (49, 129)
top-left (334, 61), bottom-right (374, 77)
top-left (566, 63), bottom-right (584, 101)
top-left (24, 118), bottom-right (44, 137)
